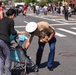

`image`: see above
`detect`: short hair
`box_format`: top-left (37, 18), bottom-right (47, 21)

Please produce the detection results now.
top-left (6, 9), bottom-right (16, 16)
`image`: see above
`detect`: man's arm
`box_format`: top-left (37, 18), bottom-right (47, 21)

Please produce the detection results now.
top-left (40, 30), bottom-right (55, 43)
top-left (48, 30), bottom-right (55, 41)
top-left (17, 31), bottom-right (27, 35)
top-left (25, 34), bottom-right (34, 49)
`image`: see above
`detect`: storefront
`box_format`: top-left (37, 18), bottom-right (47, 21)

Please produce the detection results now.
top-left (68, 0), bottom-right (76, 8)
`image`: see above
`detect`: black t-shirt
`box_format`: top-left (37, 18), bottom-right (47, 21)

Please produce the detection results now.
top-left (0, 17), bottom-right (17, 44)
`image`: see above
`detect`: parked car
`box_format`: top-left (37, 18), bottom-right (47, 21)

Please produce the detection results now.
top-left (16, 5), bottom-right (24, 13)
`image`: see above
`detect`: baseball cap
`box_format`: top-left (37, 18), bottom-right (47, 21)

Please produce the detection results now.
top-left (25, 22), bottom-right (37, 33)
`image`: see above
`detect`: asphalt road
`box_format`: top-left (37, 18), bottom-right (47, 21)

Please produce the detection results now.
top-left (14, 12), bottom-right (76, 75)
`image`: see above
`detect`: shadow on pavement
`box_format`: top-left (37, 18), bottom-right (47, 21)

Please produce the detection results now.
top-left (39, 61), bottom-right (60, 69)
top-left (53, 61), bottom-right (60, 68)
top-left (25, 61), bottom-right (60, 74)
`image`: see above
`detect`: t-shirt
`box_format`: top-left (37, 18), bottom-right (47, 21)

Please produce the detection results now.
top-left (0, 7), bottom-right (4, 19)
top-left (0, 17), bottom-right (17, 44)
top-left (23, 5), bottom-right (27, 11)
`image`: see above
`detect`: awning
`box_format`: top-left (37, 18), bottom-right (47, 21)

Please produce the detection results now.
top-left (71, 0), bottom-right (76, 4)
top-left (67, 0), bottom-right (76, 4)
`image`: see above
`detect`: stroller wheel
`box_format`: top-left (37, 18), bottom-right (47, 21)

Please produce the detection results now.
top-left (33, 65), bottom-right (39, 72)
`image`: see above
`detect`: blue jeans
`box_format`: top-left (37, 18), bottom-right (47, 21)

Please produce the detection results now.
top-left (36, 37), bottom-right (56, 67)
top-left (0, 40), bottom-right (11, 75)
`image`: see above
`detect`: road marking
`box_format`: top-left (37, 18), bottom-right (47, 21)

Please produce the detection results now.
top-left (27, 14), bottom-right (76, 26)
top-left (23, 20), bottom-right (69, 26)
top-left (56, 32), bottom-right (66, 37)
top-left (57, 28), bottom-right (76, 35)
top-left (71, 27), bottom-right (76, 30)
top-left (28, 14), bottom-right (65, 24)
top-left (24, 20), bottom-right (76, 26)
top-left (52, 23), bottom-right (68, 26)
top-left (66, 21), bottom-right (76, 22)
top-left (24, 21), bottom-right (28, 24)
top-left (14, 26), bottom-right (26, 28)
top-left (55, 19), bottom-right (76, 22)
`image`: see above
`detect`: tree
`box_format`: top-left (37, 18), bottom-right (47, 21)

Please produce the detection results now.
top-left (31, 0), bottom-right (37, 3)
top-left (24, 0), bottom-right (31, 3)
top-left (23, 0), bottom-right (37, 3)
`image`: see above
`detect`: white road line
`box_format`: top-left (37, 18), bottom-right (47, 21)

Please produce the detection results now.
top-left (28, 14), bottom-right (65, 24)
top-left (56, 19), bottom-right (65, 20)
top-left (27, 14), bottom-right (76, 26)
top-left (24, 21), bottom-right (28, 23)
top-left (23, 20), bottom-right (66, 26)
top-left (23, 20), bottom-right (69, 26)
top-left (23, 21), bottom-right (76, 26)
top-left (71, 27), bottom-right (76, 30)
top-left (56, 32), bottom-right (66, 37)
top-left (52, 23), bottom-right (76, 26)
top-left (56, 19), bottom-right (76, 22)
top-left (57, 28), bottom-right (76, 35)
top-left (52, 23), bottom-right (68, 26)
top-left (14, 26), bottom-right (26, 28)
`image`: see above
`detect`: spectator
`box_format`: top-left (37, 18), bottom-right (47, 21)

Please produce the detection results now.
top-left (23, 4), bottom-right (27, 16)
top-left (60, 6), bottom-right (64, 15)
top-left (43, 5), bottom-right (48, 15)
top-left (0, 1), bottom-right (5, 19)
top-left (68, 5), bottom-right (72, 17)
top-left (32, 4), bottom-right (36, 13)
top-left (63, 5), bottom-right (69, 20)
top-left (35, 4), bottom-right (40, 15)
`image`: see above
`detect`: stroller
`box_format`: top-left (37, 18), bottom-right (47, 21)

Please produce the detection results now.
top-left (10, 34), bottom-right (38, 75)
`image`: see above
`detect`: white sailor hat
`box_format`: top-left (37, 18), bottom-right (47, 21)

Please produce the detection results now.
top-left (25, 22), bottom-right (37, 33)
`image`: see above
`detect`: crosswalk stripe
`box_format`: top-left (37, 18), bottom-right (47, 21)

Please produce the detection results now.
top-left (15, 26), bottom-right (26, 28)
top-left (71, 27), bottom-right (76, 30)
top-left (57, 28), bottom-right (76, 35)
top-left (28, 14), bottom-right (65, 24)
top-left (56, 32), bottom-right (66, 37)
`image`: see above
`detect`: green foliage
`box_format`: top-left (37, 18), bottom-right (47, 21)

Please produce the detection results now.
top-left (16, 0), bottom-right (22, 2)
top-left (39, 0), bottom-right (47, 7)
top-left (24, 0), bottom-right (31, 3)
top-left (31, 0), bottom-right (37, 3)
top-left (22, 0), bottom-right (59, 5)
top-left (23, 0), bottom-right (37, 3)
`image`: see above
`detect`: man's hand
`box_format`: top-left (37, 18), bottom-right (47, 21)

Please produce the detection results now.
top-left (40, 36), bottom-right (49, 43)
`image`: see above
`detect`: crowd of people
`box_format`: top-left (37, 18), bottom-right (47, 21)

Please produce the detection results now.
top-left (23, 2), bottom-right (76, 20)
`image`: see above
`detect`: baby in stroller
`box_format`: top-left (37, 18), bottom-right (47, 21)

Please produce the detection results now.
top-left (10, 33), bottom-right (38, 75)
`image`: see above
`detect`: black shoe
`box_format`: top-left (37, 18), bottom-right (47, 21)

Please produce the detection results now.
top-left (36, 64), bottom-right (40, 68)
top-left (47, 67), bottom-right (53, 71)
top-left (34, 65), bottom-right (39, 72)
